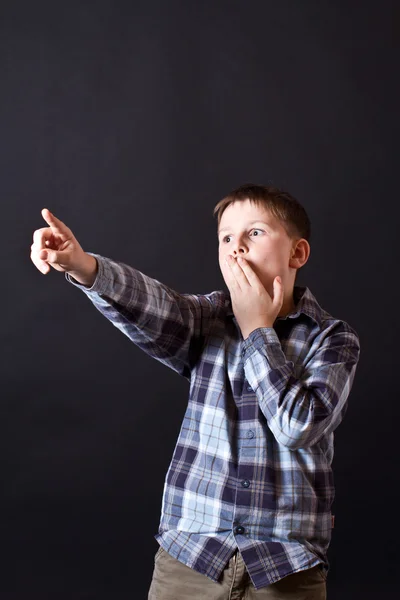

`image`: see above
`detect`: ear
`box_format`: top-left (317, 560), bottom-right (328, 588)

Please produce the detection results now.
top-left (289, 239), bottom-right (310, 269)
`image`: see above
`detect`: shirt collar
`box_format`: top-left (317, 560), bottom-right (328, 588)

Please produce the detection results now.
top-left (225, 285), bottom-right (323, 328)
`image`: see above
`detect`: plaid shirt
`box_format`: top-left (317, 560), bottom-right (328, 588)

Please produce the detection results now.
top-left (66, 253), bottom-right (360, 590)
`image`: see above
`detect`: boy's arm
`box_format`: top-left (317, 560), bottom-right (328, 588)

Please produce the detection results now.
top-left (66, 253), bottom-right (219, 380)
top-left (242, 321), bottom-right (360, 449)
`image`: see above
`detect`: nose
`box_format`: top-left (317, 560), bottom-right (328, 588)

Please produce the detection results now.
top-left (229, 237), bottom-right (248, 257)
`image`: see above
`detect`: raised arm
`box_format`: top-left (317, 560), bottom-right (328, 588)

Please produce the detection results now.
top-left (30, 209), bottom-right (221, 381)
top-left (66, 253), bottom-right (221, 379)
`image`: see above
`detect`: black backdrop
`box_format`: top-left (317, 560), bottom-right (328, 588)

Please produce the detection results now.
top-left (1, 1), bottom-right (398, 598)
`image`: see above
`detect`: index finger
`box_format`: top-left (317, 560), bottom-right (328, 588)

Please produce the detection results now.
top-left (236, 257), bottom-right (259, 277)
top-left (41, 208), bottom-right (68, 234)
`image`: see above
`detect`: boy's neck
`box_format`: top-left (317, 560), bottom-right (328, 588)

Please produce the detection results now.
top-left (278, 290), bottom-right (296, 318)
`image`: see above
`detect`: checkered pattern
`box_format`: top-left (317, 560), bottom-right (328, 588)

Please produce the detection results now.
top-left (66, 253), bottom-right (360, 590)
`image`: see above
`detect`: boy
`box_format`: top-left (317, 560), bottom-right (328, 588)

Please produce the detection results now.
top-left (30, 184), bottom-right (360, 599)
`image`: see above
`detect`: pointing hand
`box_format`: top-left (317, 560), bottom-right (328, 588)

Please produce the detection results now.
top-left (30, 209), bottom-right (97, 286)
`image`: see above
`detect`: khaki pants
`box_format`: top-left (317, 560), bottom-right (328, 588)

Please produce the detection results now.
top-left (148, 546), bottom-right (327, 600)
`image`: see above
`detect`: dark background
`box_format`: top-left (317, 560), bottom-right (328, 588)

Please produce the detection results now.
top-left (1, 1), bottom-right (398, 598)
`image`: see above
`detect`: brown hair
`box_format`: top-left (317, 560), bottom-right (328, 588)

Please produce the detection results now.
top-left (213, 183), bottom-right (311, 243)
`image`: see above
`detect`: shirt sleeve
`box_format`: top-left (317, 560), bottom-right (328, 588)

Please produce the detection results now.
top-left (241, 321), bottom-right (360, 450)
top-left (65, 253), bottom-right (219, 380)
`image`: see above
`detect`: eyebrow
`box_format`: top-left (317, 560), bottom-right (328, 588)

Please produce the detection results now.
top-left (218, 220), bottom-right (272, 235)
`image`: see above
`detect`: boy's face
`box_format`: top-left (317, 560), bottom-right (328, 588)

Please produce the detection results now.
top-left (218, 200), bottom-right (297, 295)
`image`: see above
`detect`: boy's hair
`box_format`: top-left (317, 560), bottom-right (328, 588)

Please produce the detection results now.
top-left (213, 183), bottom-right (311, 244)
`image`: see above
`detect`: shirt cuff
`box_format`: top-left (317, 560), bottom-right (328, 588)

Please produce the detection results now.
top-left (241, 327), bottom-right (291, 370)
top-left (64, 253), bottom-right (109, 295)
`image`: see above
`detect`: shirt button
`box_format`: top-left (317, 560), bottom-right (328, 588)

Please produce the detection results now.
top-left (247, 386), bottom-right (252, 392)
top-left (241, 480), bottom-right (250, 488)
top-left (235, 526), bottom-right (245, 535)
top-left (247, 430), bottom-right (255, 439)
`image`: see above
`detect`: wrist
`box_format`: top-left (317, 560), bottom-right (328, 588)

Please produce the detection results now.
top-left (69, 254), bottom-right (98, 287)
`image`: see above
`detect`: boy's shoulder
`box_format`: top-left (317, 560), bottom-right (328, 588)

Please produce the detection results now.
top-left (296, 285), bottom-right (360, 345)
